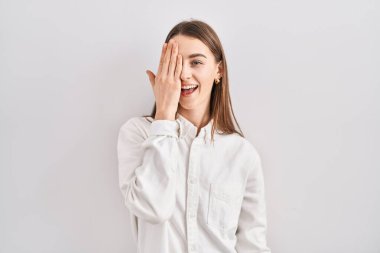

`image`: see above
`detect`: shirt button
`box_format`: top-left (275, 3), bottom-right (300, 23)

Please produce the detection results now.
top-left (189, 178), bottom-right (196, 184)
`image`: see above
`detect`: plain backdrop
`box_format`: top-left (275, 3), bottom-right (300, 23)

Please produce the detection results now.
top-left (1, 0), bottom-right (379, 252)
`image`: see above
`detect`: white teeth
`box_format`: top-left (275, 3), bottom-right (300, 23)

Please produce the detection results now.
top-left (181, 85), bottom-right (198, 90)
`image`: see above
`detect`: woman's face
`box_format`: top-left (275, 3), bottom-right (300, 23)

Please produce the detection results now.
top-left (172, 34), bottom-right (222, 111)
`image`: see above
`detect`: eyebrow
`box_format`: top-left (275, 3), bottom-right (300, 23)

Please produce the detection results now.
top-left (187, 53), bottom-right (207, 59)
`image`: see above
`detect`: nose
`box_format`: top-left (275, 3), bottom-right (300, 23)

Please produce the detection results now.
top-left (180, 62), bottom-right (191, 81)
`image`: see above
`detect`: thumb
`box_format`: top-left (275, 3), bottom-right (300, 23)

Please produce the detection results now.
top-left (145, 70), bottom-right (155, 87)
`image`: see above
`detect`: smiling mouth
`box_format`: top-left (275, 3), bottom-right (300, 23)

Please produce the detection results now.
top-left (181, 85), bottom-right (198, 96)
top-left (181, 84), bottom-right (199, 89)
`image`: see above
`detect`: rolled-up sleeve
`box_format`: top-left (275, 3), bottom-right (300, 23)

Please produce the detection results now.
top-left (235, 152), bottom-right (271, 253)
top-left (117, 118), bottom-right (179, 224)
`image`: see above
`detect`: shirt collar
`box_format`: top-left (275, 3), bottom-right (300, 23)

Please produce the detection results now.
top-left (176, 113), bottom-right (213, 142)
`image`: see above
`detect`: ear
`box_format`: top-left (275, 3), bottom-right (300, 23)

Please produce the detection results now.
top-left (216, 61), bottom-right (223, 78)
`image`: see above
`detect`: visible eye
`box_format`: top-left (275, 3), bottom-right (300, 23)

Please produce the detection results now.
top-left (191, 60), bottom-right (202, 66)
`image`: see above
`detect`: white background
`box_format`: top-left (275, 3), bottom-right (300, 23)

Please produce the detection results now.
top-left (1, 0), bottom-right (379, 252)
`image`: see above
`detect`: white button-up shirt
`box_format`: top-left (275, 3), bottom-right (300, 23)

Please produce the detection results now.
top-left (117, 113), bottom-right (271, 253)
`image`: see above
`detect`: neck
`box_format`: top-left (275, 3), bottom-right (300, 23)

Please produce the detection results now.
top-left (177, 106), bottom-right (211, 135)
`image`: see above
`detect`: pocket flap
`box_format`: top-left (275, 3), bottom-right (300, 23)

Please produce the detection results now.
top-left (211, 183), bottom-right (242, 202)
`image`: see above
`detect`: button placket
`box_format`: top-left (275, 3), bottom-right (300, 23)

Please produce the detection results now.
top-left (186, 140), bottom-right (200, 253)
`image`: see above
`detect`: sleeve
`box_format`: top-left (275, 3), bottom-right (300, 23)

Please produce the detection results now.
top-left (235, 151), bottom-right (271, 253)
top-left (117, 117), bottom-right (180, 224)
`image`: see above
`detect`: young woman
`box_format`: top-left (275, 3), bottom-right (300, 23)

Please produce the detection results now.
top-left (117, 19), bottom-right (271, 253)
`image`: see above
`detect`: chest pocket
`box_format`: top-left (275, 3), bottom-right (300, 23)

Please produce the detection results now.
top-left (207, 182), bottom-right (243, 232)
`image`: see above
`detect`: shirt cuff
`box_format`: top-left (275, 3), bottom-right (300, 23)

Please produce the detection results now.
top-left (149, 119), bottom-right (179, 138)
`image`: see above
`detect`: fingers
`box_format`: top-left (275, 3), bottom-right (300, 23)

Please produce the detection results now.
top-left (168, 41), bottom-right (178, 77)
top-left (157, 43), bottom-right (167, 75)
top-left (157, 39), bottom-right (181, 81)
top-left (174, 54), bottom-right (182, 80)
top-left (161, 40), bottom-right (174, 77)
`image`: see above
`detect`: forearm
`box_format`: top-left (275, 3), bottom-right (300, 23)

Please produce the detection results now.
top-left (118, 118), bottom-right (179, 224)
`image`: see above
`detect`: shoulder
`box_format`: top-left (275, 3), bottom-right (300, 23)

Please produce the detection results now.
top-left (232, 137), bottom-right (264, 179)
top-left (118, 116), bottom-right (153, 141)
top-left (120, 115), bottom-right (152, 129)
top-left (242, 137), bottom-right (261, 160)
top-left (220, 133), bottom-right (261, 165)
top-left (219, 133), bottom-right (259, 154)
